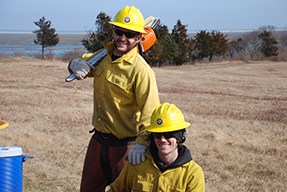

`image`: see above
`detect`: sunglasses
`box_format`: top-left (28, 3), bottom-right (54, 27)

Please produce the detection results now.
top-left (153, 132), bottom-right (175, 139)
top-left (114, 28), bottom-right (139, 39)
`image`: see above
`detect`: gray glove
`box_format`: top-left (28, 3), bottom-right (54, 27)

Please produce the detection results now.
top-left (69, 58), bottom-right (94, 80)
top-left (127, 144), bottom-right (147, 165)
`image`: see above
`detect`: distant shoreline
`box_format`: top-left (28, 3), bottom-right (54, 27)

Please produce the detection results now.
top-left (0, 32), bottom-right (86, 56)
top-left (0, 31), bottom-right (87, 35)
top-left (1, 28), bottom-right (286, 35)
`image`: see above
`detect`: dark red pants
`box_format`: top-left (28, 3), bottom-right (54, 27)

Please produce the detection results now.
top-left (80, 133), bottom-right (134, 192)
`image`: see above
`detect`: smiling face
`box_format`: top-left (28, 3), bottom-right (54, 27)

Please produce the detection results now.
top-left (112, 27), bottom-right (141, 56)
top-left (154, 134), bottom-right (179, 158)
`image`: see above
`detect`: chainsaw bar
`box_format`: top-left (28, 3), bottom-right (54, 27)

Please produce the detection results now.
top-left (144, 16), bottom-right (160, 29)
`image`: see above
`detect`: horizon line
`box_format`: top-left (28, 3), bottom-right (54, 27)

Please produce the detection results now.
top-left (0, 30), bottom-right (87, 35)
top-left (1, 27), bottom-right (286, 35)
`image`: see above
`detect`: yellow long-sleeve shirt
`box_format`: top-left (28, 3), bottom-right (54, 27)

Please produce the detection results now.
top-left (108, 153), bottom-right (205, 192)
top-left (88, 42), bottom-right (160, 145)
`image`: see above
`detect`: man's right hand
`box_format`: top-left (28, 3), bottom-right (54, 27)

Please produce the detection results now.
top-left (68, 58), bottom-right (94, 80)
top-left (128, 144), bottom-right (147, 165)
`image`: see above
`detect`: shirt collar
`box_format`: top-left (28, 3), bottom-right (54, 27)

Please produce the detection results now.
top-left (104, 41), bottom-right (138, 65)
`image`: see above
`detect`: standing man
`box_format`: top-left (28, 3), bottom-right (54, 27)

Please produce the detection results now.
top-left (107, 103), bottom-right (205, 192)
top-left (68, 5), bottom-right (160, 192)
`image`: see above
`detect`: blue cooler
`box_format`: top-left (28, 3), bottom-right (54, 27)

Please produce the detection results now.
top-left (0, 146), bottom-right (30, 192)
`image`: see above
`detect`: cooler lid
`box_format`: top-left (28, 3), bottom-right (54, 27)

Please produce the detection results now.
top-left (0, 146), bottom-right (23, 157)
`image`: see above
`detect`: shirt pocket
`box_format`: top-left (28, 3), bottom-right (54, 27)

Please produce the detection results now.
top-left (106, 73), bottom-right (133, 104)
top-left (107, 73), bottom-right (132, 92)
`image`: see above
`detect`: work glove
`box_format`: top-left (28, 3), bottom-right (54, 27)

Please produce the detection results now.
top-left (128, 144), bottom-right (147, 165)
top-left (68, 58), bottom-right (94, 80)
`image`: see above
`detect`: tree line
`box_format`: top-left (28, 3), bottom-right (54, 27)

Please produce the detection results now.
top-left (33, 15), bottom-right (286, 64)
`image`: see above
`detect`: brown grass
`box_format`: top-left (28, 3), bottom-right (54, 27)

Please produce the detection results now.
top-left (1, 57), bottom-right (286, 192)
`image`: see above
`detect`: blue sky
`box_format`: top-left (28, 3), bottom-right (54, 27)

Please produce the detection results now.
top-left (0, 0), bottom-right (286, 33)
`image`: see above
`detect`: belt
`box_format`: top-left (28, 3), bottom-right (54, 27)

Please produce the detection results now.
top-left (92, 129), bottom-right (136, 146)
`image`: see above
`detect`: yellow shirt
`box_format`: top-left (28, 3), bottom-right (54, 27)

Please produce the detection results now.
top-left (108, 153), bottom-right (205, 192)
top-left (89, 42), bottom-right (160, 145)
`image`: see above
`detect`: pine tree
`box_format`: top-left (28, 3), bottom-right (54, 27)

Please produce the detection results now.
top-left (171, 20), bottom-right (190, 65)
top-left (81, 12), bottom-right (113, 52)
top-left (194, 30), bottom-right (213, 60)
top-left (258, 30), bottom-right (279, 57)
top-left (145, 24), bottom-right (180, 66)
top-left (210, 31), bottom-right (229, 60)
top-left (33, 16), bottom-right (59, 60)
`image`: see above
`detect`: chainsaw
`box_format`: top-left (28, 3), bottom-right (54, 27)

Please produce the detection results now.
top-left (65, 16), bottom-right (160, 82)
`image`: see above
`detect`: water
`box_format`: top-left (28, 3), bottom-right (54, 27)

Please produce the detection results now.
top-left (0, 32), bottom-right (87, 56)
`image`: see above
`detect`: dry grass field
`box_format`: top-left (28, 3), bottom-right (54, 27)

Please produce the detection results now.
top-left (0, 57), bottom-right (286, 192)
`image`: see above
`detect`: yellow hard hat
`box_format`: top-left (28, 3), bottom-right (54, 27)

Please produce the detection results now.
top-left (146, 103), bottom-right (191, 133)
top-left (109, 5), bottom-right (146, 34)
top-left (0, 120), bottom-right (9, 130)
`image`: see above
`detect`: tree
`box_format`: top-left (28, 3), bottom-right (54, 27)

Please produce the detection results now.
top-left (228, 37), bottom-right (245, 58)
top-left (278, 31), bottom-right (287, 48)
top-left (82, 12), bottom-right (113, 52)
top-left (193, 30), bottom-right (213, 60)
top-left (171, 20), bottom-right (190, 65)
top-left (241, 31), bottom-right (264, 59)
top-left (210, 31), bottom-right (229, 60)
top-left (258, 29), bottom-right (279, 57)
top-left (145, 24), bottom-right (180, 67)
top-left (33, 16), bottom-right (59, 59)
top-left (192, 30), bottom-right (229, 61)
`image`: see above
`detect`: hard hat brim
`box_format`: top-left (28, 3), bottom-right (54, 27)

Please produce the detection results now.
top-left (109, 22), bottom-right (147, 34)
top-left (146, 122), bottom-right (191, 133)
